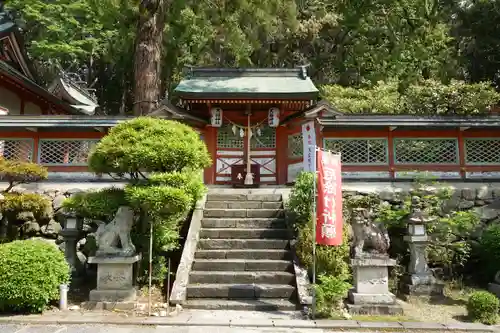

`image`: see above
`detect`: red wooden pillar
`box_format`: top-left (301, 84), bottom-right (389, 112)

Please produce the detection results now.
top-left (276, 125), bottom-right (287, 185)
top-left (457, 128), bottom-right (466, 179)
top-left (204, 126), bottom-right (217, 185)
top-left (32, 135), bottom-right (39, 163)
top-left (387, 127), bottom-right (395, 179)
top-left (315, 119), bottom-right (322, 149)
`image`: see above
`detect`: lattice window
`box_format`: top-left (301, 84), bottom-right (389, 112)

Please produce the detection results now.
top-left (0, 139), bottom-right (33, 161)
top-left (288, 133), bottom-right (303, 157)
top-left (324, 138), bottom-right (388, 165)
top-left (394, 138), bottom-right (458, 164)
top-left (465, 138), bottom-right (500, 165)
top-left (38, 139), bottom-right (99, 166)
top-left (251, 126), bottom-right (276, 149)
top-left (217, 125), bottom-right (243, 149)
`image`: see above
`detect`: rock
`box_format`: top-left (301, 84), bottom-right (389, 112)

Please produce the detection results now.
top-left (58, 241), bottom-right (65, 252)
top-left (462, 188), bottom-right (476, 201)
top-left (477, 187), bottom-right (493, 200)
top-left (53, 194), bottom-right (67, 211)
top-left (379, 190), bottom-right (401, 203)
top-left (21, 221), bottom-right (40, 236)
top-left (44, 190), bottom-right (58, 199)
top-left (77, 237), bottom-right (87, 250)
top-left (17, 211), bottom-right (35, 222)
top-left (473, 206), bottom-right (499, 222)
top-left (41, 219), bottom-right (62, 238)
top-left (493, 188), bottom-right (500, 199)
top-left (38, 204), bottom-right (54, 225)
top-left (29, 237), bottom-right (59, 249)
top-left (458, 200), bottom-right (475, 210)
top-left (475, 200), bottom-right (486, 206)
top-left (77, 251), bottom-right (87, 267)
top-left (66, 188), bottom-right (82, 196)
top-left (441, 197), bottom-right (461, 213)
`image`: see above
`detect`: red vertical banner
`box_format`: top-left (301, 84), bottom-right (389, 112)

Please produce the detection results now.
top-left (316, 149), bottom-right (343, 246)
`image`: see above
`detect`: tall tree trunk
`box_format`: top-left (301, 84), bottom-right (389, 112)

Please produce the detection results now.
top-left (133, 0), bottom-right (166, 116)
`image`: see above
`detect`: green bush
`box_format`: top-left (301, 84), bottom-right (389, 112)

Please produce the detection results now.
top-left (0, 239), bottom-right (70, 313)
top-left (287, 172), bottom-right (350, 278)
top-left (478, 224), bottom-right (500, 282)
top-left (62, 187), bottom-right (128, 221)
top-left (296, 219), bottom-right (350, 278)
top-left (0, 193), bottom-right (52, 222)
top-left (315, 274), bottom-right (352, 318)
top-left (286, 172), bottom-right (314, 227)
top-left (467, 291), bottom-right (499, 325)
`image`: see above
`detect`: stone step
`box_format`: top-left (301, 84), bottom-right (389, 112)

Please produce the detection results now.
top-left (183, 298), bottom-right (298, 311)
top-left (189, 271), bottom-right (296, 284)
top-left (198, 239), bottom-right (289, 250)
top-left (192, 259), bottom-right (293, 272)
top-left (186, 283), bottom-right (296, 299)
top-left (207, 193), bottom-right (282, 202)
top-left (195, 249), bottom-right (292, 260)
top-left (202, 218), bottom-right (286, 229)
top-left (203, 209), bottom-right (284, 219)
top-left (205, 201), bottom-right (282, 209)
top-left (200, 228), bottom-right (289, 239)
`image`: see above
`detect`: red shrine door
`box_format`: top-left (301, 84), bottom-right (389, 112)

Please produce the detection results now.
top-left (215, 121), bottom-right (277, 185)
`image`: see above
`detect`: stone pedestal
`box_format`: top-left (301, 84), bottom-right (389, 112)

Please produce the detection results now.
top-left (347, 256), bottom-right (403, 315)
top-left (401, 235), bottom-right (444, 298)
top-left (87, 254), bottom-right (141, 309)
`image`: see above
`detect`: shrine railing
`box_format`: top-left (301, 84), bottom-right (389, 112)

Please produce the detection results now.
top-left (287, 131), bottom-right (500, 181)
top-left (0, 136), bottom-right (101, 170)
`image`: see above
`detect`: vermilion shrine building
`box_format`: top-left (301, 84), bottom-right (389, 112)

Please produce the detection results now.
top-left (1, 8), bottom-right (500, 185)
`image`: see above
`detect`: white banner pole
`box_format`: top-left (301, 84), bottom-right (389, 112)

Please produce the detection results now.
top-left (311, 145), bottom-right (317, 320)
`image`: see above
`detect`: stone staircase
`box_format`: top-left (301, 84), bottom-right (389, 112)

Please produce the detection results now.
top-left (184, 191), bottom-right (298, 311)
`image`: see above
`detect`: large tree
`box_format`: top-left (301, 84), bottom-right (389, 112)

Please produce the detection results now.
top-left (133, 0), bottom-right (167, 116)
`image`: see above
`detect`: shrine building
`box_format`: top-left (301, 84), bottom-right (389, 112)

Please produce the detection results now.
top-left (2, 5), bottom-right (500, 185)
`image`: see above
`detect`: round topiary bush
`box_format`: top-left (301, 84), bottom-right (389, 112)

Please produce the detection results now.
top-left (467, 290), bottom-right (499, 325)
top-left (0, 239), bottom-right (70, 313)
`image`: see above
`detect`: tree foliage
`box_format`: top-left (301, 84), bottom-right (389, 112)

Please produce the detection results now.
top-left (6, 0), bottom-right (500, 114)
top-left (322, 80), bottom-right (500, 114)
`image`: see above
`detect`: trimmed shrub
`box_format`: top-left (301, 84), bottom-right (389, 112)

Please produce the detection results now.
top-left (0, 193), bottom-right (52, 222)
top-left (0, 239), bottom-right (70, 313)
top-left (0, 159), bottom-right (48, 192)
top-left (88, 117), bottom-right (211, 178)
top-left (62, 187), bottom-right (128, 222)
top-left (467, 291), bottom-right (499, 325)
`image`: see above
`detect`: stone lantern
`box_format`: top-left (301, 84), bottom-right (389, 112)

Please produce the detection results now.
top-left (60, 212), bottom-right (84, 276)
top-left (402, 196), bottom-right (444, 297)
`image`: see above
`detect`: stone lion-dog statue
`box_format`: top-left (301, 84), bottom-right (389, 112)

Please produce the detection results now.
top-left (351, 207), bottom-right (390, 258)
top-left (95, 206), bottom-right (136, 257)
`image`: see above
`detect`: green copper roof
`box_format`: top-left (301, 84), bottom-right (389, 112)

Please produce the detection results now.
top-left (175, 67), bottom-right (319, 98)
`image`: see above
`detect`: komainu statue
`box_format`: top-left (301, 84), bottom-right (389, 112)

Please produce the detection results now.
top-left (351, 207), bottom-right (390, 258)
top-left (95, 206), bottom-right (136, 257)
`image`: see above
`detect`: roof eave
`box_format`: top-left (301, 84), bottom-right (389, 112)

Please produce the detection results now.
top-left (175, 91), bottom-right (319, 100)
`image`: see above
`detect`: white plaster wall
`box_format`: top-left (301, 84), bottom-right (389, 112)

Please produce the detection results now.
top-left (24, 101), bottom-right (42, 115)
top-left (0, 86), bottom-right (20, 114)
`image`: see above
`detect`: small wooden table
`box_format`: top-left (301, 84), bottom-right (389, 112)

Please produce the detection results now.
top-left (231, 164), bottom-right (260, 188)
